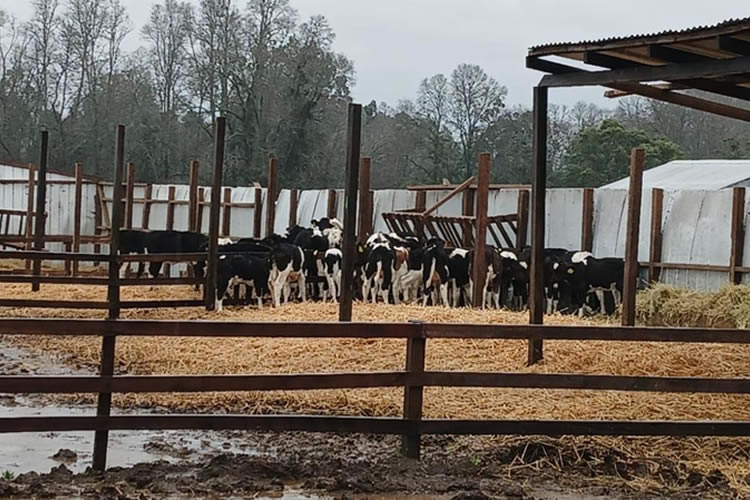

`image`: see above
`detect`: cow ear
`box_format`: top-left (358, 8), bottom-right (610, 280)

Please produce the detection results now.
top-left (567, 267), bottom-right (575, 275)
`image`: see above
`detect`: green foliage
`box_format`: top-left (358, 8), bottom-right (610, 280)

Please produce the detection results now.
top-left (553, 119), bottom-right (683, 187)
top-left (1, 470), bottom-right (14, 481)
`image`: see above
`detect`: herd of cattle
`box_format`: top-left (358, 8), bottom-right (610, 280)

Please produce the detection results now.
top-left (118, 217), bottom-right (625, 316)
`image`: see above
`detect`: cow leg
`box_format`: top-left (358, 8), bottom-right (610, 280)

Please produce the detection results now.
top-left (298, 274), bottom-right (307, 303)
top-left (422, 289), bottom-right (430, 307)
top-left (596, 289), bottom-right (606, 315)
top-left (439, 282), bottom-right (449, 307)
top-left (272, 269), bottom-right (290, 307)
top-left (326, 275), bottom-right (336, 304)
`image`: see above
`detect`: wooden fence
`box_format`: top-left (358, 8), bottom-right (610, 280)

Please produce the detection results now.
top-left (1, 318), bottom-right (749, 470)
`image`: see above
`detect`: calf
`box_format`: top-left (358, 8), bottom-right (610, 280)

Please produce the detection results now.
top-left (215, 255), bottom-right (270, 312)
top-left (143, 230), bottom-right (208, 279)
top-left (399, 245), bottom-right (425, 304)
top-left (119, 229), bottom-right (149, 278)
top-left (362, 243), bottom-right (394, 303)
top-left (497, 249), bottom-right (529, 310)
top-left (483, 247), bottom-right (503, 309)
top-left (422, 241), bottom-right (449, 306)
top-left (551, 255), bottom-right (623, 316)
top-left (448, 248), bottom-right (473, 307)
top-left (268, 242), bottom-right (306, 307)
top-left (322, 248), bottom-right (343, 303)
top-left (390, 246), bottom-right (410, 305)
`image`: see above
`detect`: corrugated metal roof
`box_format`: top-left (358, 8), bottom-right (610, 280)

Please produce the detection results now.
top-left (529, 16), bottom-right (750, 53)
top-left (600, 160), bottom-right (750, 190)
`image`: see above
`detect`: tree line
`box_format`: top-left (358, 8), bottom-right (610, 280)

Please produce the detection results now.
top-left (1, 0), bottom-right (749, 190)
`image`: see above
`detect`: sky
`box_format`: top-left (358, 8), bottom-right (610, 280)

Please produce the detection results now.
top-left (2, 0), bottom-right (748, 109)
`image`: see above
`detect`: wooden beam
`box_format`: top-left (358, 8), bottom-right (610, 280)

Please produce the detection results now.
top-left (718, 36), bottom-right (750, 57)
top-left (188, 160), bottom-right (200, 232)
top-left (648, 188), bottom-right (664, 283)
top-left (516, 189), bottom-right (529, 249)
top-left (24, 164), bottom-right (35, 272)
top-left (537, 55), bottom-right (750, 88)
top-left (648, 44), bottom-right (713, 64)
top-left (72, 164), bottom-right (83, 276)
top-left (31, 132), bottom-right (49, 292)
top-left (730, 187), bottom-right (746, 285)
top-left (622, 148), bottom-right (645, 326)
top-left (253, 187), bottom-right (262, 238)
top-left (339, 103), bottom-right (362, 322)
top-left (423, 176), bottom-right (475, 217)
top-left (205, 117), bottom-right (226, 310)
top-left (288, 189), bottom-right (298, 229)
top-left (142, 184), bottom-right (153, 230)
top-left (327, 189), bottom-right (337, 219)
top-left (107, 125), bottom-right (126, 320)
top-left (221, 187), bottom-right (231, 237)
top-left (358, 157), bottom-right (372, 239)
top-left (471, 154), bottom-right (491, 307)
top-left (401, 328), bottom-right (425, 459)
top-left (265, 158), bottom-right (279, 238)
top-left (528, 87), bottom-right (547, 365)
top-left (124, 163), bottom-right (135, 229)
top-left (604, 83), bottom-right (689, 98)
top-left (581, 188), bottom-right (594, 252)
top-left (92, 331), bottom-right (116, 471)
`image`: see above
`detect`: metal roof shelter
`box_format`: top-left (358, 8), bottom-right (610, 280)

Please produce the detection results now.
top-left (601, 160), bottom-right (750, 190)
top-left (525, 17), bottom-right (750, 364)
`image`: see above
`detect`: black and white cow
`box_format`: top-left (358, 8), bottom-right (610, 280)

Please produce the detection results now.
top-left (483, 247), bottom-right (503, 309)
top-left (215, 255), bottom-right (270, 312)
top-left (322, 248), bottom-right (342, 303)
top-left (362, 243), bottom-right (395, 303)
top-left (399, 244), bottom-right (425, 304)
top-left (422, 241), bottom-right (450, 306)
top-left (268, 241), bottom-right (306, 307)
top-left (495, 248), bottom-right (529, 310)
top-left (447, 248), bottom-right (473, 307)
top-left (551, 253), bottom-right (624, 316)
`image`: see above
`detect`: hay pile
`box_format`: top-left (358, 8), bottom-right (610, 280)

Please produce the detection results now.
top-left (638, 283), bottom-right (750, 328)
top-left (1, 283), bottom-right (750, 493)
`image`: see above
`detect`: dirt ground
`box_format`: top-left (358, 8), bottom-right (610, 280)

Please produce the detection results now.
top-left (1, 283), bottom-right (749, 498)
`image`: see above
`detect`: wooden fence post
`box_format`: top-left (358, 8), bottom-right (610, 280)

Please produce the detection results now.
top-left (266, 158), bottom-right (279, 237)
top-left (253, 187), bottom-right (262, 238)
top-left (196, 188), bottom-right (205, 233)
top-left (24, 164), bottom-right (35, 272)
top-left (205, 117), bottom-right (226, 310)
top-left (94, 184), bottom-right (102, 261)
top-left (222, 187), bottom-right (232, 237)
top-left (107, 125), bottom-right (126, 320)
top-left (581, 188), bottom-right (594, 252)
top-left (188, 160), bottom-right (200, 232)
top-left (358, 157), bottom-right (372, 240)
top-left (125, 163), bottom-right (135, 230)
top-left (165, 186), bottom-right (176, 276)
top-left (730, 187), bottom-right (746, 285)
top-left (289, 189), bottom-right (298, 229)
top-left (516, 189), bottom-right (529, 249)
top-left (327, 189), bottom-right (337, 219)
top-left (73, 164), bottom-right (83, 276)
top-left (32, 131), bottom-right (49, 292)
top-left (471, 153), bottom-right (491, 307)
top-left (339, 103), bottom-right (362, 322)
top-left (401, 322), bottom-right (426, 459)
top-left (92, 330), bottom-right (116, 472)
top-left (622, 148), bottom-right (645, 327)
top-left (461, 185), bottom-right (475, 248)
top-left (648, 188), bottom-right (664, 283)
top-left (528, 87), bottom-right (548, 365)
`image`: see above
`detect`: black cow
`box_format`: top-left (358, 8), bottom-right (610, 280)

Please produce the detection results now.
top-left (215, 255), bottom-right (270, 311)
top-left (132, 230), bottom-right (208, 279)
top-left (119, 229), bottom-right (149, 277)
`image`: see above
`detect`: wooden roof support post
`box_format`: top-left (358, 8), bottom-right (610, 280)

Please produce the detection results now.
top-left (253, 186), bottom-right (262, 238)
top-left (516, 189), bottom-right (530, 249)
top-left (622, 148), bottom-right (645, 327)
top-left (327, 189), bottom-right (337, 219)
top-left (205, 117), bottom-right (226, 310)
top-left (528, 87), bottom-right (547, 366)
top-left (24, 164), bottom-right (36, 272)
top-left (73, 164), bottom-right (83, 276)
top-left (339, 103), bottom-right (362, 322)
top-left (125, 162), bottom-right (135, 230)
top-left (265, 158), bottom-right (279, 238)
top-left (581, 188), bottom-right (594, 252)
top-left (648, 188), bottom-right (664, 283)
top-left (288, 189), bottom-right (298, 228)
top-left (31, 132), bottom-right (49, 292)
top-left (730, 187), bottom-right (746, 285)
top-left (471, 153), bottom-right (491, 308)
top-left (358, 157), bottom-right (372, 240)
top-left (188, 160), bottom-right (200, 232)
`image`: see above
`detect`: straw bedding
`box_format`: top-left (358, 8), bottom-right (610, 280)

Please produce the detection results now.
top-left (1, 282), bottom-right (750, 494)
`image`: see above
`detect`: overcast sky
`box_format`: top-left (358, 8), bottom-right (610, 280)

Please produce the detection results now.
top-left (2, 0), bottom-right (748, 108)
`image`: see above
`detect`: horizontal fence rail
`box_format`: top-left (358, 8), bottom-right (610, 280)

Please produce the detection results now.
top-left (2, 318), bottom-right (750, 470)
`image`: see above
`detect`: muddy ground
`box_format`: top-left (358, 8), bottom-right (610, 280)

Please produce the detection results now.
top-left (0, 341), bottom-right (742, 499)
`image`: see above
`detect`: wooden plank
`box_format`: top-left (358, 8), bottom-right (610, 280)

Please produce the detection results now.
top-left (118, 252), bottom-right (206, 262)
top-left (141, 184), bottom-right (153, 230)
top-left (0, 276), bottom-right (109, 285)
top-left (471, 154), bottom-right (491, 307)
top-left (651, 262), bottom-right (729, 272)
top-left (205, 117), bottom-right (226, 309)
top-left (288, 189), bottom-right (298, 228)
top-left (0, 372), bottom-right (409, 393)
top-left (108, 126), bottom-right (126, 320)
top-left (125, 162), bottom-right (135, 230)
top-left (516, 189), bottom-right (529, 249)
top-left (253, 187), bottom-right (262, 238)
top-left (73, 164), bottom-right (83, 276)
top-left (92, 332), bottom-right (116, 471)
top-left (118, 277), bottom-right (202, 286)
top-left (358, 157), bottom-right (372, 239)
top-left (119, 299), bottom-right (206, 309)
top-left (327, 189), bottom-right (337, 219)
top-left (0, 415), bottom-right (413, 435)
top-left (265, 158), bottom-right (279, 237)
top-left (528, 87), bottom-right (547, 365)
top-left (339, 103), bottom-right (362, 322)
top-left (461, 187), bottom-right (475, 247)
top-left (96, 184), bottom-right (111, 230)
top-left (0, 300), bottom-right (110, 309)
top-left (64, 242), bottom-right (72, 276)
top-left (24, 164), bottom-right (35, 271)
top-left (221, 187), bottom-right (231, 237)
top-left (581, 188), bottom-right (594, 252)
top-left (401, 326), bottom-right (426, 459)
top-left (407, 184), bottom-right (531, 192)
top-left (32, 132), bottom-right (49, 292)
top-left (0, 250), bottom-right (111, 261)
top-left (648, 188), bottom-right (664, 283)
top-left (188, 160), bottom-right (200, 231)
top-left (195, 188), bottom-right (205, 233)
top-left (166, 186), bottom-right (177, 231)
top-left (93, 183), bottom-right (102, 259)
top-left (420, 419), bottom-right (750, 437)
top-left (622, 148), bottom-right (645, 326)
top-left (730, 187), bottom-right (746, 284)
top-left (423, 176), bottom-right (475, 217)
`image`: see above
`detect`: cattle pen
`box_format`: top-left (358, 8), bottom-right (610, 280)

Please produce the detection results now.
top-left (3, 17), bottom-right (750, 497)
